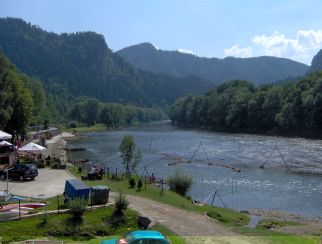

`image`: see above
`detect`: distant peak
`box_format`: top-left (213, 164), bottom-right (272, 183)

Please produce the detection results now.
top-left (118, 42), bottom-right (160, 53)
top-left (134, 42), bottom-right (157, 49)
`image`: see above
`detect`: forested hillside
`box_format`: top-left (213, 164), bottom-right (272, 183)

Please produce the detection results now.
top-left (170, 71), bottom-right (322, 137)
top-left (117, 43), bottom-right (309, 85)
top-left (0, 18), bottom-right (213, 107)
top-left (0, 51), bottom-right (48, 138)
top-left (310, 49), bottom-right (322, 72)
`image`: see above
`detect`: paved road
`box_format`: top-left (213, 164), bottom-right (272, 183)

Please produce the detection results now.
top-left (0, 168), bottom-right (73, 199)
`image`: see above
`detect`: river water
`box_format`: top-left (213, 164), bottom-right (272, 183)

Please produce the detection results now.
top-left (68, 121), bottom-right (322, 218)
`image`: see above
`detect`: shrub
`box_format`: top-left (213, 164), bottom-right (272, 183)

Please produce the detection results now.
top-left (137, 178), bottom-right (143, 191)
top-left (36, 161), bottom-right (45, 168)
top-left (66, 197), bottom-right (88, 219)
top-left (38, 211), bottom-right (49, 227)
top-left (115, 190), bottom-right (128, 213)
top-left (129, 177), bottom-right (136, 188)
top-left (167, 169), bottom-right (193, 196)
top-left (68, 120), bottom-right (77, 128)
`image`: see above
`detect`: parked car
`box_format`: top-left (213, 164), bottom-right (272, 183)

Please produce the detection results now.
top-left (100, 230), bottom-right (171, 244)
top-left (7, 163), bottom-right (38, 181)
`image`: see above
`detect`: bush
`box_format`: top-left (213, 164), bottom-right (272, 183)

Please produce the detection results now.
top-left (137, 178), bottom-right (143, 191)
top-left (68, 120), bottom-right (77, 128)
top-left (115, 190), bottom-right (128, 213)
top-left (36, 161), bottom-right (45, 168)
top-left (129, 178), bottom-right (136, 188)
top-left (167, 169), bottom-right (193, 196)
top-left (66, 197), bottom-right (88, 219)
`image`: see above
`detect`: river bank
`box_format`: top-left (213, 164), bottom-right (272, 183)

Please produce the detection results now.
top-left (66, 121), bottom-right (322, 219)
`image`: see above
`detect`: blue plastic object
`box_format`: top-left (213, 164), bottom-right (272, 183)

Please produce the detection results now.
top-left (64, 179), bottom-right (90, 200)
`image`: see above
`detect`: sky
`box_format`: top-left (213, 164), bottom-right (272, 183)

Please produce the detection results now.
top-left (1, 0), bottom-right (322, 65)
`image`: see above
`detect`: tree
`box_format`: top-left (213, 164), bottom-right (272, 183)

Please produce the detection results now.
top-left (82, 98), bottom-right (99, 126)
top-left (119, 135), bottom-right (141, 178)
top-left (99, 106), bottom-right (114, 128)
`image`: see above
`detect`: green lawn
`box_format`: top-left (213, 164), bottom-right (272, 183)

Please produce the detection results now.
top-left (68, 166), bottom-right (250, 227)
top-left (235, 226), bottom-right (321, 244)
top-left (0, 198), bottom-right (186, 244)
top-left (0, 206), bottom-right (138, 244)
top-left (64, 123), bottom-right (107, 133)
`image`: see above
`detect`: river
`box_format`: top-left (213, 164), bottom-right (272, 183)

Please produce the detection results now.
top-left (68, 121), bottom-right (322, 218)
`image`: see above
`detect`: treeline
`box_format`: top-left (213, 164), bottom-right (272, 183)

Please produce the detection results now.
top-left (0, 51), bottom-right (167, 139)
top-left (170, 71), bottom-right (322, 137)
top-left (69, 98), bottom-right (167, 128)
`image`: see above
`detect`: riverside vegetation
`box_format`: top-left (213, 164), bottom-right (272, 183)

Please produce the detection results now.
top-left (171, 71), bottom-right (322, 138)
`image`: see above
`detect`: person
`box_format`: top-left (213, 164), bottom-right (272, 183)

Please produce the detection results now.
top-left (89, 166), bottom-right (96, 174)
top-left (150, 173), bottom-right (156, 183)
top-left (88, 165), bottom-right (97, 180)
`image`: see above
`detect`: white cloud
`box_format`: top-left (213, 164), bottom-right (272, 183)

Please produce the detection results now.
top-left (224, 29), bottom-right (322, 64)
top-left (178, 48), bottom-right (194, 55)
top-left (251, 30), bottom-right (322, 63)
top-left (224, 45), bottom-right (253, 58)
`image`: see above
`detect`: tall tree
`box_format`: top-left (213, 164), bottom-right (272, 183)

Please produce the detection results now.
top-left (119, 135), bottom-right (141, 178)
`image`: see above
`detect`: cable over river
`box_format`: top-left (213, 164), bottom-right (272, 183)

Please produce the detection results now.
top-left (68, 121), bottom-right (322, 218)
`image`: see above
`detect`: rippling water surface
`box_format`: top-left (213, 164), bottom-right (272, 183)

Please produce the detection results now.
top-left (69, 121), bottom-right (322, 217)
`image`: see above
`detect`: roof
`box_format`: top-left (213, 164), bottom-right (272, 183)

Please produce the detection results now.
top-left (18, 142), bottom-right (46, 152)
top-left (128, 230), bottom-right (167, 240)
top-left (0, 130), bottom-right (12, 140)
top-left (67, 179), bottom-right (90, 190)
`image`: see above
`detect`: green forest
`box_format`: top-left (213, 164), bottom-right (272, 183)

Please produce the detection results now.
top-left (170, 71), bottom-right (322, 137)
top-left (0, 52), bottom-right (166, 138)
top-left (0, 52), bottom-right (45, 138)
top-left (0, 18), bottom-right (212, 108)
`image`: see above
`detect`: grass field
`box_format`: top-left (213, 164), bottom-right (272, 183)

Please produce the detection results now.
top-left (68, 166), bottom-right (249, 226)
top-left (64, 123), bottom-right (107, 133)
top-left (0, 206), bottom-right (138, 244)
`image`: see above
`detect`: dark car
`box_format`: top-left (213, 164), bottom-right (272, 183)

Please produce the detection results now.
top-left (8, 163), bottom-right (38, 181)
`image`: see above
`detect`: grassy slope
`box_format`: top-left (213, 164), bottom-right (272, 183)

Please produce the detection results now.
top-left (67, 167), bottom-right (321, 244)
top-left (68, 167), bottom-right (248, 226)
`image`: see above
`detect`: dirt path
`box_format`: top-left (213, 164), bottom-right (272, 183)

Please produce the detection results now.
top-left (110, 192), bottom-right (264, 244)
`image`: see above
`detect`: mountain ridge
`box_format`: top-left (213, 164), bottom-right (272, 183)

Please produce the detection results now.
top-left (0, 17), bottom-right (213, 107)
top-left (117, 42), bottom-right (309, 85)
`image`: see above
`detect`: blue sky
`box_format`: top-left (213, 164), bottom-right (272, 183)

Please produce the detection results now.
top-left (1, 0), bottom-right (322, 64)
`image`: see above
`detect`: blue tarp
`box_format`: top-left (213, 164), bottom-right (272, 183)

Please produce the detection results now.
top-left (64, 179), bottom-right (90, 200)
